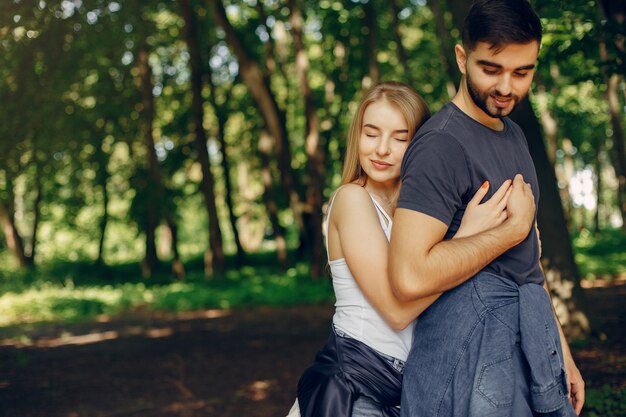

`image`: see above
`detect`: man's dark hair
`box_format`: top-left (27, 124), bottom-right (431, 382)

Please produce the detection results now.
top-left (462, 0), bottom-right (542, 51)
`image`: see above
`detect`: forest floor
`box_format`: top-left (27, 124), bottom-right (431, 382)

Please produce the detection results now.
top-left (0, 282), bottom-right (624, 417)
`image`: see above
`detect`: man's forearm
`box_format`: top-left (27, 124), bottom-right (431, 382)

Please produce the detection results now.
top-left (391, 220), bottom-right (527, 300)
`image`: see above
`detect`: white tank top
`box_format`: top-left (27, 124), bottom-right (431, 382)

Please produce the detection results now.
top-left (325, 188), bottom-right (415, 361)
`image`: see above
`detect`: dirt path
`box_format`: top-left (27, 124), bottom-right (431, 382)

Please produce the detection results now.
top-left (0, 285), bottom-right (624, 417)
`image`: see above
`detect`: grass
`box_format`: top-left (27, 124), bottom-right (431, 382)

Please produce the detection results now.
top-left (0, 251), bottom-right (334, 328)
top-left (584, 385), bottom-right (626, 417)
top-left (1, 227), bottom-right (625, 329)
top-left (1, 229), bottom-right (625, 413)
top-left (572, 228), bottom-right (626, 281)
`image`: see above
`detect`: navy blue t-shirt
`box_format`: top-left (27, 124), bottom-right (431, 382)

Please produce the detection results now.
top-left (397, 102), bottom-right (543, 285)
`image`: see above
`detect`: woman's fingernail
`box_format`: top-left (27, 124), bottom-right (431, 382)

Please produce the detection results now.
top-left (482, 181), bottom-right (489, 189)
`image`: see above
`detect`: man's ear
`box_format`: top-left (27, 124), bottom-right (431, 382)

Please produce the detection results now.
top-left (454, 44), bottom-right (467, 75)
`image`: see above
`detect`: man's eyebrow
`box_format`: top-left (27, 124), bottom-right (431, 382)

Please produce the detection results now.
top-left (476, 60), bottom-right (536, 71)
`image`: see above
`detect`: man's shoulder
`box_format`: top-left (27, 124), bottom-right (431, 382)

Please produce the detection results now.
top-left (417, 103), bottom-right (457, 134)
top-left (414, 103), bottom-right (467, 144)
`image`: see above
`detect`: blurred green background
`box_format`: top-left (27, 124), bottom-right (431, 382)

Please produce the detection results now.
top-left (1, 0), bottom-right (625, 414)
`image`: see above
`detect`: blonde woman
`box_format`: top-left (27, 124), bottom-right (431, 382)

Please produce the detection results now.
top-left (289, 81), bottom-right (512, 417)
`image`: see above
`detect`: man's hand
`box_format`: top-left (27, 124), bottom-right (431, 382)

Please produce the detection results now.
top-left (565, 355), bottom-right (585, 414)
top-left (504, 174), bottom-right (535, 243)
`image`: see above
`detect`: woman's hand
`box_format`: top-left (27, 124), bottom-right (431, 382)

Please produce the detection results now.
top-left (455, 179), bottom-right (512, 238)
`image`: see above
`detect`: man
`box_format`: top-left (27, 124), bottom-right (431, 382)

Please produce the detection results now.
top-left (389, 1), bottom-right (584, 416)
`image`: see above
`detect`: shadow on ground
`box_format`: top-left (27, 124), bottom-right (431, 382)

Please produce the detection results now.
top-left (0, 285), bottom-right (624, 417)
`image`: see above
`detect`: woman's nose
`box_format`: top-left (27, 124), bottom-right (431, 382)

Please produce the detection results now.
top-left (376, 137), bottom-right (391, 155)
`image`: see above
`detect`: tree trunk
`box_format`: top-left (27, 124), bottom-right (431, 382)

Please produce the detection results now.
top-left (594, 139), bottom-right (603, 235)
top-left (535, 79), bottom-right (573, 228)
top-left (206, 78), bottom-right (246, 264)
top-left (210, 0), bottom-right (302, 220)
top-left (288, 0), bottom-right (326, 279)
top-left (428, 0), bottom-right (458, 98)
top-left (25, 164), bottom-right (42, 266)
top-left (598, 0), bottom-right (626, 78)
top-left (136, 43), bottom-right (162, 277)
top-left (598, 0), bottom-right (626, 230)
top-left (179, 0), bottom-right (224, 276)
top-left (255, 1), bottom-right (289, 84)
top-left (96, 154), bottom-right (109, 266)
top-left (165, 214), bottom-right (185, 279)
top-left (0, 203), bottom-right (27, 268)
top-left (259, 130), bottom-right (289, 270)
top-left (0, 173), bottom-right (27, 268)
top-left (511, 101), bottom-right (597, 339)
top-left (605, 74), bottom-right (626, 230)
top-left (363, 1), bottom-right (379, 88)
top-left (389, 0), bottom-right (413, 85)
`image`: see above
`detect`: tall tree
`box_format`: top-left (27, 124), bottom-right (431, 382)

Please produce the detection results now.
top-left (210, 0), bottom-right (302, 218)
top-left (598, 0), bottom-right (626, 231)
top-left (363, 0), bottom-right (380, 87)
top-left (0, 177), bottom-right (27, 268)
top-left (179, 0), bottom-right (225, 276)
top-left (287, 0), bottom-right (326, 278)
top-left (428, 0), bottom-right (458, 98)
top-left (205, 64), bottom-right (246, 264)
top-left (135, 42), bottom-right (162, 277)
top-left (389, 0), bottom-right (414, 85)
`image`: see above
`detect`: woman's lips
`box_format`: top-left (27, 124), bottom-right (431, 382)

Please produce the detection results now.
top-left (371, 160), bottom-right (392, 169)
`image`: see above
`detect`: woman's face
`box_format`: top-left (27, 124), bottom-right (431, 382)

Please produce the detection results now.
top-left (358, 100), bottom-right (410, 188)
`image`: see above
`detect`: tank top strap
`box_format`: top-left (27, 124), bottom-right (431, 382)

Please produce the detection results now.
top-left (368, 194), bottom-right (393, 234)
top-left (324, 186), bottom-right (393, 257)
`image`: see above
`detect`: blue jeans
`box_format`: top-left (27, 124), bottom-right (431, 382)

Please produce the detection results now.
top-left (401, 272), bottom-right (573, 417)
top-left (353, 396), bottom-right (388, 417)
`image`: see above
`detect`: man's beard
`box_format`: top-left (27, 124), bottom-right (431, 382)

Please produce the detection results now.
top-left (466, 70), bottom-right (523, 118)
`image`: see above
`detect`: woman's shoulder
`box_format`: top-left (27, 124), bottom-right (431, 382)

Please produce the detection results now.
top-left (333, 183), bottom-right (371, 205)
top-left (330, 183), bottom-right (377, 219)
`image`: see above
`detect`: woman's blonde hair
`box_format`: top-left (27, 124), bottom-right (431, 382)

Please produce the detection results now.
top-left (341, 81), bottom-right (430, 186)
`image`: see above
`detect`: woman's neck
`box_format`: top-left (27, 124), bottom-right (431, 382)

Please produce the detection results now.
top-left (364, 182), bottom-right (399, 213)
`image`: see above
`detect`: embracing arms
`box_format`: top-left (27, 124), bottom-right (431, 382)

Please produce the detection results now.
top-left (329, 181), bottom-right (511, 330)
top-left (389, 174), bottom-right (536, 301)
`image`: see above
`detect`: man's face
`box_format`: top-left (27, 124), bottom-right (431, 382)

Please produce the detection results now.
top-left (461, 41), bottom-right (539, 118)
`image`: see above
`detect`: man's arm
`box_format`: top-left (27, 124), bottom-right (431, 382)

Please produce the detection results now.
top-left (536, 223), bottom-right (585, 414)
top-left (542, 279), bottom-right (585, 414)
top-left (389, 174), bottom-right (535, 301)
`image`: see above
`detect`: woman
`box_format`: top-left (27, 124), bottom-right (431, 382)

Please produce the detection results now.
top-left (289, 81), bottom-right (512, 417)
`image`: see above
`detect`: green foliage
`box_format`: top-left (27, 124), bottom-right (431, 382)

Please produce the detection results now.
top-left (584, 385), bottom-right (626, 417)
top-left (0, 258), bottom-right (334, 328)
top-left (0, 1), bottom-right (624, 302)
top-left (573, 228), bottom-right (626, 280)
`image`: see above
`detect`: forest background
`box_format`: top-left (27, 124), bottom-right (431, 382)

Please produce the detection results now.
top-left (1, 0), bottom-right (625, 416)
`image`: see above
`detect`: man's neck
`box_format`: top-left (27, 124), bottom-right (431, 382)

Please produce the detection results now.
top-left (451, 82), bottom-right (504, 131)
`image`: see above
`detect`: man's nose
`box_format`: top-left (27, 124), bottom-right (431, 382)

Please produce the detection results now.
top-left (495, 74), bottom-right (512, 96)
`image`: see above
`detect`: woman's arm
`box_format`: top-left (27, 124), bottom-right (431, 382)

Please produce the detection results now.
top-left (330, 184), bottom-right (433, 330)
top-left (330, 181), bottom-right (512, 331)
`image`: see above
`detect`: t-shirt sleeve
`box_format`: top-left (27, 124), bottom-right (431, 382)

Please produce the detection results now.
top-left (397, 131), bottom-right (471, 227)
